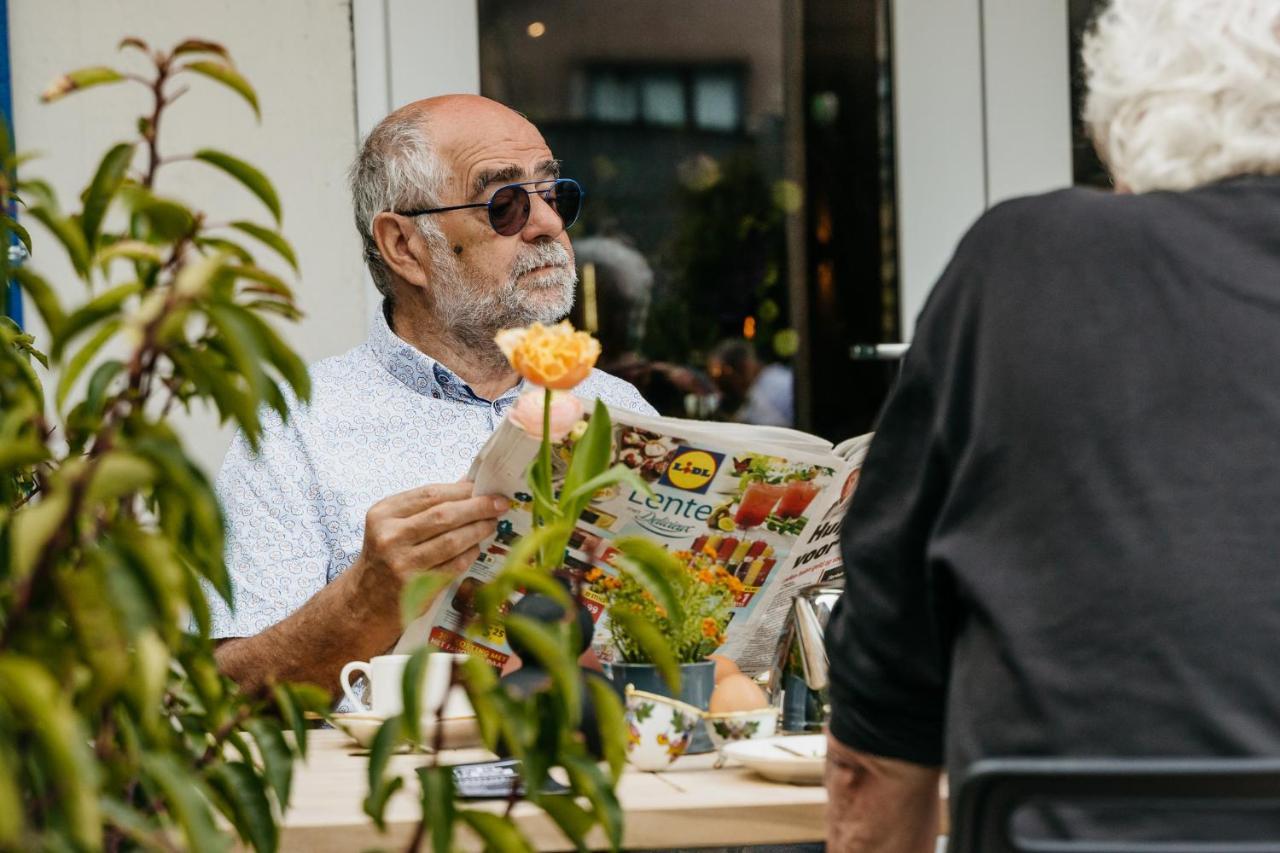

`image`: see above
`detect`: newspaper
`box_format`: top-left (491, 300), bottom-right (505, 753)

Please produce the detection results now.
top-left (396, 405), bottom-right (871, 675)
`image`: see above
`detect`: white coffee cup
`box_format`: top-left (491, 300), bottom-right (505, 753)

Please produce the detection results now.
top-left (340, 653), bottom-right (473, 719)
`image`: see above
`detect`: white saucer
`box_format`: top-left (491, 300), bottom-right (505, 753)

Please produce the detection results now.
top-left (721, 734), bottom-right (826, 785)
top-left (331, 712), bottom-right (484, 751)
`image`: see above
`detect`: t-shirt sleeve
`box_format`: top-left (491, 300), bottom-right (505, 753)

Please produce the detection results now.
top-left (825, 218), bottom-right (985, 767)
top-left (206, 412), bottom-right (332, 639)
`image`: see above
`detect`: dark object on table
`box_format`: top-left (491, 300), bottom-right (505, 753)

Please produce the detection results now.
top-left (499, 588), bottom-right (620, 760)
top-left (451, 758), bottom-right (570, 800)
top-left (951, 757), bottom-right (1280, 853)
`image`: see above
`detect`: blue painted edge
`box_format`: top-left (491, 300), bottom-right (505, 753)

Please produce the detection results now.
top-left (0, 0), bottom-right (20, 329)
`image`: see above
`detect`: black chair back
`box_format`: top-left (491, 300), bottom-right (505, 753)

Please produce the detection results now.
top-left (950, 757), bottom-right (1280, 853)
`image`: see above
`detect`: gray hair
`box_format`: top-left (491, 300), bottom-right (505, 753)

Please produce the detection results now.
top-left (1082, 0), bottom-right (1280, 192)
top-left (347, 111), bottom-right (449, 314)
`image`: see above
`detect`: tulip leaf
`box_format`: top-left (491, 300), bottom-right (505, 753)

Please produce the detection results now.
top-left (605, 608), bottom-right (681, 695)
top-left (417, 765), bottom-right (457, 853)
top-left (180, 61), bottom-right (260, 119)
top-left (611, 536), bottom-right (684, 624)
top-left (559, 399), bottom-right (614, 514)
top-left (459, 810), bottom-right (536, 853)
top-left (228, 221), bottom-right (298, 272)
top-left (81, 142), bottom-right (135, 248)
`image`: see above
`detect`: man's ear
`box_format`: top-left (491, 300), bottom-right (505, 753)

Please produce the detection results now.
top-left (372, 212), bottom-right (433, 287)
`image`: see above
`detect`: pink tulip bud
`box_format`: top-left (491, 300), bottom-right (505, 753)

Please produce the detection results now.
top-left (508, 389), bottom-right (585, 442)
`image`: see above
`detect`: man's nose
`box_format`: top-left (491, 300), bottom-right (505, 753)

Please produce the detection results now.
top-left (519, 190), bottom-right (565, 242)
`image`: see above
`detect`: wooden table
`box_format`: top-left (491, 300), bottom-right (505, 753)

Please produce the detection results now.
top-left (281, 729), bottom-right (828, 851)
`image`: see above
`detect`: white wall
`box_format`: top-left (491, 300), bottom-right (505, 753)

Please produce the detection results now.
top-left (352, 0), bottom-right (480, 323)
top-left (9, 0), bottom-right (366, 475)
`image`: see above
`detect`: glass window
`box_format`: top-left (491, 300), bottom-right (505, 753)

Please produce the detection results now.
top-left (588, 72), bottom-right (639, 124)
top-left (641, 74), bottom-right (686, 126)
top-left (693, 72), bottom-right (741, 131)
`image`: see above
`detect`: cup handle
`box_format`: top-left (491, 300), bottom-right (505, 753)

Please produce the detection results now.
top-left (340, 661), bottom-right (372, 713)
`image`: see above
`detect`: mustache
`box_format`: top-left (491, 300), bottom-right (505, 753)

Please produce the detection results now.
top-left (511, 241), bottom-right (572, 278)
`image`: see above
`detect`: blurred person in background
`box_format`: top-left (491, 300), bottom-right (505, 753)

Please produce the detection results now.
top-left (572, 235), bottom-right (715, 417)
top-left (823, 0), bottom-right (1280, 849)
top-left (709, 338), bottom-right (794, 428)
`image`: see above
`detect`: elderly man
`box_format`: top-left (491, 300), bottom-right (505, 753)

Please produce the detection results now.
top-left (826, 0), bottom-right (1280, 848)
top-left (212, 95), bottom-right (653, 695)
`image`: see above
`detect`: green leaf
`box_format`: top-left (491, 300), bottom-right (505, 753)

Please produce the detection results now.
top-left (195, 235), bottom-right (254, 264)
top-left (53, 280), bottom-right (138, 360)
top-left (56, 318), bottom-right (121, 410)
top-left (605, 609), bottom-right (681, 695)
top-left (96, 238), bottom-right (165, 267)
top-left (586, 676), bottom-right (628, 782)
top-left (141, 754), bottom-right (228, 853)
top-left (9, 490), bottom-right (70, 580)
top-left (0, 437), bottom-right (50, 472)
top-left (536, 794), bottom-right (595, 852)
top-left (81, 142), bottom-right (135, 247)
top-left (612, 537), bottom-right (684, 625)
top-left (25, 206), bottom-right (90, 277)
top-left (245, 717), bottom-right (294, 808)
top-left (0, 748), bottom-right (21, 848)
top-left (119, 183), bottom-right (196, 240)
top-left (559, 462), bottom-right (651, 510)
top-left (0, 214), bottom-right (32, 256)
top-left (117, 36), bottom-right (150, 54)
top-left (561, 752), bottom-right (624, 851)
top-left (0, 655), bottom-right (101, 849)
top-left (205, 302), bottom-right (270, 399)
top-left (400, 646), bottom-right (432, 744)
top-left (504, 615), bottom-right (581, 727)
top-left (14, 267), bottom-right (67, 334)
top-left (417, 765), bottom-right (457, 853)
top-left (229, 221), bottom-right (298, 271)
top-left (86, 451), bottom-right (155, 505)
top-left (220, 302), bottom-right (310, 401)
top-left (41, 66), bottom-right (126, 102)
top-left (272, 683), bottom-right (308, 758)
top-left (400, 571), bottom-right (456, 628)
top-left (172, 38), bottom-right (231, 60)
top-left (559, 399), bottom-right (614, 513)
top-left (84, 358), bottom-right (125, 416)
top-left (362, 716), bottom-right (406, 829)
top-left (459, 810), bottom-right (536, 853)
top-left (474, 565), bottom-right (574, 627)
top-left (180, 61), bottom-right (261, 119)
top-left (206, 761), bottom-right (276, 853)
top-left (193, 150), bottom-right (279, 222)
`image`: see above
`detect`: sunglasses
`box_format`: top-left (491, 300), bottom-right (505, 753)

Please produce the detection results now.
top-left (397, 178), bottom-right (584, 237)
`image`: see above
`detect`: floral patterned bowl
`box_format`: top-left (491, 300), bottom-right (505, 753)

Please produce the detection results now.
top-left (703, 707), bottom-right (780, 766)
top-left (624, 686), bottom-right (704, 771)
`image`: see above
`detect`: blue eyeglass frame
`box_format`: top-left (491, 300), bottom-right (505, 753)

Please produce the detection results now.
top-left (395, 178), bottom-right (584, 236)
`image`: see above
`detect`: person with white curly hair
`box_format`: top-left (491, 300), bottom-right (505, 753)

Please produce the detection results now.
top-left (824, 0), bottom-right (1280, 849)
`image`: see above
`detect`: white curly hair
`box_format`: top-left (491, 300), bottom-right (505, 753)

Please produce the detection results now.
top-left (1082, 0), bottom-right (1280, 192)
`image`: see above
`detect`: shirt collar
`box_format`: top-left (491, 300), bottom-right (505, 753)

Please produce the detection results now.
top-left (366, 303), bottom-right (524, 409)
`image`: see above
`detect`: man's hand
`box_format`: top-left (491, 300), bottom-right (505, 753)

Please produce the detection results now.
top-left (360, 483), bottom-right (509, 592)
top-left (215, 482), bottom-right (508, 696)
top-left (825, 733), bottom-right (942, 852)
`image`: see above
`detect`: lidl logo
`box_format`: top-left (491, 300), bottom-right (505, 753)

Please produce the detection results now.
top-left (660, 448), bottom-right (724, 494)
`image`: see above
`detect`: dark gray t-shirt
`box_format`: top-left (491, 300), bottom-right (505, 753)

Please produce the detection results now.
top-left (826, 175), bottom-right (1280, 839)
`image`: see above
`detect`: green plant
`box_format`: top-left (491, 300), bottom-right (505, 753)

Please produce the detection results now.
top-left (0, 38), bottom-right (330, 851)
top-left (361, 326), bottom-right (685, 852)
top-left (588, 542), bottom-right (743, 665)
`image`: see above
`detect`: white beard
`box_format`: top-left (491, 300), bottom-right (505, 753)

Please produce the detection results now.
top-left (427, 237), bottom-right (577, 351)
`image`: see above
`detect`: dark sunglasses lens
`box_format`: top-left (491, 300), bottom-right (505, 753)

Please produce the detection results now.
top-left (551, 180), bottom-right (583, 229)
top-left (489, 185), bottom-right (530, 236)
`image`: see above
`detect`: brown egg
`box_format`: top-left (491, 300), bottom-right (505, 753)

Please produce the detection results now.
top-left (709, 673), bottom-right (770, 714)
top-left (707, 654), bottom-right (742, 684)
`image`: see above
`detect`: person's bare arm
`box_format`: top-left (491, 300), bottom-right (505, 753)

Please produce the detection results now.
top-left (825, 733), bottom-right (942, 853)
top-left (215, 483), bottom-right (508, 696)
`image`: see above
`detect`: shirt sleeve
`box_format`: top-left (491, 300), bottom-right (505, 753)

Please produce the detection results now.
top-left (206, 410), bottom-right (332, 639)
top-left (824, 221), bottom-right (983, 767)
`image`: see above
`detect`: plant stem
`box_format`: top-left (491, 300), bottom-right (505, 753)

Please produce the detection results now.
top-left (142, 56), bottom-right (172, 189)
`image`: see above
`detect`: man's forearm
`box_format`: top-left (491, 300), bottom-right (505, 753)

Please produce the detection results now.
top-left (825, 733), bottom-right (942, 853)
top-left (214, 558), bottom-right (401, 697)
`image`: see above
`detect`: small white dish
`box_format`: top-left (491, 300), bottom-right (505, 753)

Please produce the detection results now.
top-left (331, 712), bottom-right (483, 751)
top-left (720, 734), bottom-right (826, 785)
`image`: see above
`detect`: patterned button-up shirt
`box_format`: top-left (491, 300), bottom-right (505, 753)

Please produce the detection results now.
top-left (208, 309), bottom-right (655, 639)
